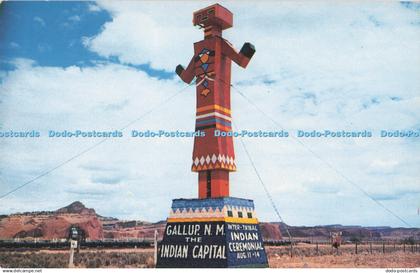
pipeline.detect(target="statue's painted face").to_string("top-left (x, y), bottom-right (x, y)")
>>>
top-left (192, 4), bottom-right (233, 30)
top-left (194, 7), bottom-right (216, 28)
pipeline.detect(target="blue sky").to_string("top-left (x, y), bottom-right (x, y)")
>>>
top-left (0, 1), bottom-right (111, 68)
top-left (0, 1), bottom-right (419, 228)
top-left (0, 1), bottom-right (171, 78)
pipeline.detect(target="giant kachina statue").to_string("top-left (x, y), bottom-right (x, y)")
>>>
top-left (157, 4), bottom-right (268, 268)
top-left (176, 3), bottom-right (255, 199)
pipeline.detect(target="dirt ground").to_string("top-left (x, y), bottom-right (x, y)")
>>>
top-left (266, 245), bottom-right (420, 268)
top-left (1, 244), bottom-right (419, 268)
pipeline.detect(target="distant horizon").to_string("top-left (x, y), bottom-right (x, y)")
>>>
top-left (2, 200), bottom-right (418, 230)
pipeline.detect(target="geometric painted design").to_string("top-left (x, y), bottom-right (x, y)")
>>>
top-left (201, 63), bottom-right (209, 71)
top-left (196, 111), bottom-right (231, 121)
top-left (195, 102), bottom-right (232, 130)
top-left (192, 154), bottom-right (236, 172)
top-left (168, 197), bottom-right (257, 223)
top-left (200, 88), bottom-right (211, 97)
top-left (195, 48), bottom-right (214, 97)
top-left (157, 197), bottom-right (268, 268)
top-left (196, 104), bottom-right (231, 115)
top-left (195, 117), bottom-right (232, 129)
top-left (200, 80), bottom-right (210, 96)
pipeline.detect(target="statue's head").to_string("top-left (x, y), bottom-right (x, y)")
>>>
top-left (193, 4), bottom-right (233, 30)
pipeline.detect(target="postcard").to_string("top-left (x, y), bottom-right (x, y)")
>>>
top-left (0, 1), bottom-right (419, 271)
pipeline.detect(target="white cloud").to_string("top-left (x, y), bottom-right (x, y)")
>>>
top-left (84, 1), bottom-right (211, 71)
top-left (0, 59), bottom-right (196, 221)
top-left (9, 42), bottom-right (19, 49)
top-left (88, 3), bottom-right (102, 13)
top-left (33, 16), bottom-right (46, 27)
top-left (68, 15), bottom-right (81, 23)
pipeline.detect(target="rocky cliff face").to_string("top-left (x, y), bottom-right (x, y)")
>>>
top-left (260, 223), bottom-right (282, 241)
top-left (1, 202), bottom-right (418, 242)
top-left (0, 202), bottom-right (103, 240)
top-left (102, 221), bottom-right (166, 240)
top-left (102, 222), bottom-right (283, 241)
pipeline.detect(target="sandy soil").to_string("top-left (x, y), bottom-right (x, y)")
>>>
top-left (268, 252), bottom-right (420, 268)
top-left (1, 245), bottom-right (419, 268)
top-left (37, 248), bottom-right (154, 254)
top-left (267, 245), bottom-right (420, 268)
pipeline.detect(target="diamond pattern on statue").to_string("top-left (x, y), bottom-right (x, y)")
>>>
top-left (192, 154), bottom-right (236, 169)
top-left (211, 154), bottom-right (217, 164)
top-left (201, 88), bottom-right (210, 97)
top-left (201, 63), bottom-right (209, 71)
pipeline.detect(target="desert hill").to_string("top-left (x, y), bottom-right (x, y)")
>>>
top-left (0, 201), bottom-right (103, 240)
top-left (0, 202), bottom-right (418, 242)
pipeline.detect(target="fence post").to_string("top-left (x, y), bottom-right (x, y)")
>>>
top-left (355, 242), bottom-right (358, 254)
top-left (316, 242), bottom-right (319, 256)
top-left (382, 242), bottom-right (385, 254)
top-left (403, 243), bottom-right (405, 253)
top-left (369, 241), bottom-right (372, 254)
top-left (68, 239), bottom-right (77, 268)
top-left (290, 242), bottom-right (293, 258)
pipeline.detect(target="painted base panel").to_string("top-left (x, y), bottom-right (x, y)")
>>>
top-left (156, 197), bottom-right (268, 268)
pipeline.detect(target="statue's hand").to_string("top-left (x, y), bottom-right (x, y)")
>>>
top-left (176, 65), bottom-right (184, 77)
top-left (240, 42), bottom-right (256, 59)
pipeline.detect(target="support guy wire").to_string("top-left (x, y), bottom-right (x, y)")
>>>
top-left (230, 82), bottom-right (412, 228)
top-left (0, 83), bottom-right (193, 200)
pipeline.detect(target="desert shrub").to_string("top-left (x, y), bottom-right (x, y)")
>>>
top-left (95, 257), bottom-right (102, 268)
top-left (111, 252), bottom-right (119, 259)
top-left (402, 237), bottom-right (415, 245)
top-left (110, 257), bottom-right (118, 266)
top-left (128, 254), bottom-right (139, 265)
top-left (0, 250), bottom-right (156, 268)
top-left (87, 252), bottom-right (96, 260)
top-left (349, 236), bottom-right (362, 243)
top-left (87, 259), bottom-right (96, 268)
top-left (146, 256), bottom-right (155, 268)
top-left (48, 256), bottom-right (66, 268)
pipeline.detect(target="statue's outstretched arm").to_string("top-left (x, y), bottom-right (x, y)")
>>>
top-left (222, 39), bottom-right (255, 68)
top-left (175, 56), bottom-right (195, 84)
